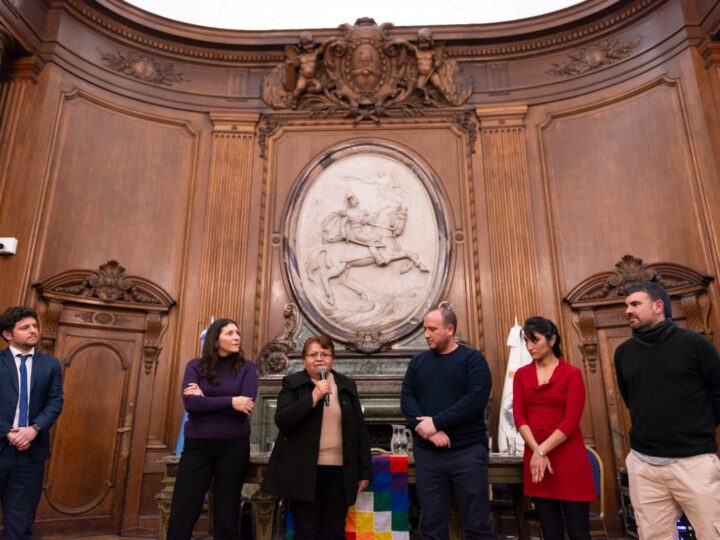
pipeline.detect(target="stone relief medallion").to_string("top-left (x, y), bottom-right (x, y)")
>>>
top-left (284, 141), bottom-right (451, 352)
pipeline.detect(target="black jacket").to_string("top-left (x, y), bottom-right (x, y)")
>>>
top-left (262, 369), bottom-right (372, 504)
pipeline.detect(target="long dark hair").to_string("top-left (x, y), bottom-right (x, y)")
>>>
top-left (197, 318), bottom-right (245, 385)
top-left (521, 316), bottom-right (563, 358)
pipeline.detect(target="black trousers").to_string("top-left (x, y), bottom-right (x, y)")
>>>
top-left (167, 436), bottom-right (250, 540)
top-left (291, 465), bottom-right (348, 540)
top-left (532, 497), bottom-right (591, 540)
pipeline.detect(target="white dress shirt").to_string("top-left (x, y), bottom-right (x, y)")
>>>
top-left (9, 346), bottom-right (34, 428)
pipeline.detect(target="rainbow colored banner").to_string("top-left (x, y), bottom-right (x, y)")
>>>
top-left (345, 454), bottom-right (409, 539)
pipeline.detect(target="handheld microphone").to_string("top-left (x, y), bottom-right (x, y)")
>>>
top-left (319, 366), bottom-right (330, 407)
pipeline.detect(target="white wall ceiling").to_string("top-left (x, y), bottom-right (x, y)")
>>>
top-left (123, 0), bottom-right (587, 30)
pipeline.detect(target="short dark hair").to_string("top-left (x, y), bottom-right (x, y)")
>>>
top-left (431, 302), bottom-right (457, 336)
top-left (302, 335), bottom-right (335, 357)
top-left (521, 316), bottom-right (563, 358)
top-left (0, 306), bottom-right (38, 342)
top-left (624, 282), bottom-right (672, 319)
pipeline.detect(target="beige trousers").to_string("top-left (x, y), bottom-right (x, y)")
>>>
top-left (626, 451), bottom-right (720, 540)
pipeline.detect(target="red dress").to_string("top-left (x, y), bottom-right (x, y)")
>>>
top-left (512, 358), bottom-right (596, 501)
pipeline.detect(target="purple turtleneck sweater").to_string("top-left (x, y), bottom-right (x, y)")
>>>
top-left (181, 357), bottom-right (258, 439)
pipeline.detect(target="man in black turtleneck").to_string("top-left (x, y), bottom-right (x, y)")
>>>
top-left (614, 282), bottom-right (720, 539)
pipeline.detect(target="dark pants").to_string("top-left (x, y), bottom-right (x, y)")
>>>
top-left (0, 445), bottom-right (45, 540)
top-left (532, 497), bottom-right (590, 540)
top-left (167, 436), bottom-right (250, 540)
top-left (414, 442), bottom-right (494, 540)
top-left (291, 465), bottom-right (348, 540)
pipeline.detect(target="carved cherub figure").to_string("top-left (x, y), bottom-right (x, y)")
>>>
top-left (402, 28), bottom-right (467, 105)
top-left (284, 31), bottom-right (327, 105)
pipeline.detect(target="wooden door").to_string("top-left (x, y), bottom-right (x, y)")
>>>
top-left (35, 310), bottom-right (145, 535)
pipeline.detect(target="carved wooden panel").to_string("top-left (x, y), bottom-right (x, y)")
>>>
top-left (539, 78), bottom-right (714, 293)
top-left (34, 90), bottom-right (198, 294)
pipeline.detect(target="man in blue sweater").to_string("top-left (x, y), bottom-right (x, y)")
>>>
top-left (614, 282), bottom-right (720, 539)
top-left (401, 307), bottom-right (493, 539)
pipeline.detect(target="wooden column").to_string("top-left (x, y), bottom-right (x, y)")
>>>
top-left (0, 53), bottom-right (41, 202)
top-left (476, 104), bottom-right (541, 356)
top-left (196, 111), bottom-right (259, 329)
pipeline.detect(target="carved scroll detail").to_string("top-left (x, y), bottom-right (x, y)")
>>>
top-left (681, 294), bottom-right (713, 341)
top-left (38, 300), bottom-right (64, 355)
top-left (573, 309), bottom-right (599, 373)
top-left (143, 311), bottom-right (166, 375)
top-left (256, 304), bottom-right (299, 376)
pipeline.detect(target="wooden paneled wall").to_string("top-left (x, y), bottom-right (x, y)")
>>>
top-left (1, 0), bottom-right (720, 536)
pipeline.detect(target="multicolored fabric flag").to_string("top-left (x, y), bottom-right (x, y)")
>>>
top-left (346, 454), bottom-right (410, 540)
top-left (285, 455), bottom-right (410, 539)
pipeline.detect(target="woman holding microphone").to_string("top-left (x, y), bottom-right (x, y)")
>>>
top-left (262, 335), bottom-right (372, 539)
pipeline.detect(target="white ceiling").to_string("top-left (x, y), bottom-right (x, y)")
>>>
top-left (123, 0), bottom-right (587, 30)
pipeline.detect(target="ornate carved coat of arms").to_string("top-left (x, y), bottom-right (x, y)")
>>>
top-left (262, 18), bottom-right (472, 121)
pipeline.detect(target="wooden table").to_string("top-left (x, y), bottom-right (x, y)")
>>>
top-left (157, 452), bottom-right (525, 540)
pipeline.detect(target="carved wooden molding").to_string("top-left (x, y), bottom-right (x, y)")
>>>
top-left (565, 254), bottom-right (714, 306)
top-left (546, 36), bottom-right (642, 76)
top-left (35, 260), bottom-right (174, 306)
top-left (68, 0), bottom-right (658, 63)
top-left (256, 303), bottom-right (299, 376)
top-left (565, 254), bottom-right (715, 370)
top-left (33, 261), bottom-right (175, 373)
top-left (261, 20), bottom-right (472, 122)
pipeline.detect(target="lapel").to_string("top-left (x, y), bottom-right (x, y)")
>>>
top-left (29, 351), bottom-right (45, 397)
top-left (1, 348), bottom-right (19, 399)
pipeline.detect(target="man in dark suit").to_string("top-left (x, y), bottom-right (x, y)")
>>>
top-left (0, 306), bottom-right (63, 540)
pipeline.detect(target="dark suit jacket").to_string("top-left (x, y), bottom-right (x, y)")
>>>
top-left (0, 347), bottom-right (64, 463)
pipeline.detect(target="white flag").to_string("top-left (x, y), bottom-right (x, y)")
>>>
top-left (497, 321), bottom-right (532, 453)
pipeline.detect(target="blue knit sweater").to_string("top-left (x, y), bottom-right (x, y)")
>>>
top-left (401, 345), bottom-right (492, 450)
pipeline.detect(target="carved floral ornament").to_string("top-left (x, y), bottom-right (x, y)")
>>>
top-left (100, 50), bottom-right (188, 86)
top-left (262, 18), bottom-right (472, 122)
top-left (546, 36), bottom-right (641, 77)
top-left (33, 261), bottom-right (175, 375)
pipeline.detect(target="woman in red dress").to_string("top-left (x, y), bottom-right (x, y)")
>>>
top-left (513, 317), bottom-right (596, 540)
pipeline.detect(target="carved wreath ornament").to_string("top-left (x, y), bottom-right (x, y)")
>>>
top-left (262, 18), bottom-right (472, 121)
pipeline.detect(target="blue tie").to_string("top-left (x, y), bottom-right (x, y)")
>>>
top-left (19, 354), bottom-right (28, 427)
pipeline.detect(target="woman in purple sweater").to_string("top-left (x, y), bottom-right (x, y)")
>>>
top-left (167, 318), bottom-right (259, 540)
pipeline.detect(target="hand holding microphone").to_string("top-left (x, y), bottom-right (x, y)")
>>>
top-left (318, 366), bottom-right (330, 407)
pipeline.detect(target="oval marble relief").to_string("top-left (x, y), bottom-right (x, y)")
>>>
top-left (284, 141), bottom-right (451, 352)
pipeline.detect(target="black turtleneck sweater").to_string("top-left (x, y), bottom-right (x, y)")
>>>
top-left (614, 321), bottom-right (720, 457)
